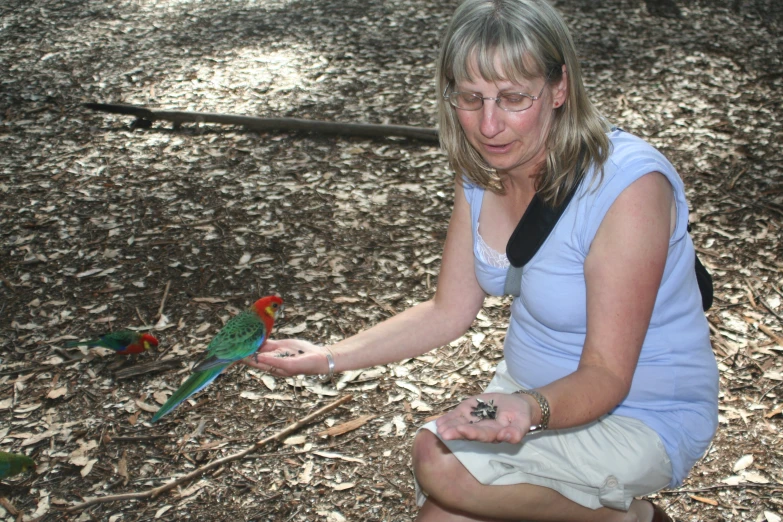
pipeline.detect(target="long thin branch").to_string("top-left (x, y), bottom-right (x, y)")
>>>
top-left (113, 358), bottom-right (181, 380)
top-left (84, 103), bottom-right (440, 143)
top-left (61, 394), bottom-right (353, 513)
top-left (157, 280), bottom-right (171, 320)
top-left (659, 483), bottom-right (783, 494)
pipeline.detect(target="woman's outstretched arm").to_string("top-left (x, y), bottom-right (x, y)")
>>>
top-left (243, 180), bottom-right (487, 376)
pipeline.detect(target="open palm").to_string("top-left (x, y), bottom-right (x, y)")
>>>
top-left (435, 393), bottom-right (536, 444)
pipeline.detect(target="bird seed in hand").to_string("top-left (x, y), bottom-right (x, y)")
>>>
top-left (470, 398), bottom-right (497, 423)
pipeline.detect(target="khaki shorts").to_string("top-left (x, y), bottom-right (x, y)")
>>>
top-left (415, 361), bottom-right (672, 511)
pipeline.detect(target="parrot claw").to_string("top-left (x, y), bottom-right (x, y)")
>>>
top-left (253, 352), bottom-right (260, 364)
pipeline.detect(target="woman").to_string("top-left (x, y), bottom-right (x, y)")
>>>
top-left (244, 1), bottom-right (719, 520)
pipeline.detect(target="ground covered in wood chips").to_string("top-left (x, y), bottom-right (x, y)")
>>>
top-left (1, 0), bottom-right (782, 520)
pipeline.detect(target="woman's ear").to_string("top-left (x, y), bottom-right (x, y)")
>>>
top-left (552, 64), bottom-right (568, 108)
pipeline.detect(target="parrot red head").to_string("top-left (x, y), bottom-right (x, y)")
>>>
top-left (141, 333), bottom-right (159, 351)
top-left (252, 295), bottom-right (284, 330)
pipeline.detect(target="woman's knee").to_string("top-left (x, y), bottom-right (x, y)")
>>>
top-left (412, 430), bottom-right (476, 508)
top-left (412, 430), bottom-right (451, 476)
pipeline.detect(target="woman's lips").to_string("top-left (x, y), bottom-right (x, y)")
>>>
top-left (481, 142), bottom-right (512, 154)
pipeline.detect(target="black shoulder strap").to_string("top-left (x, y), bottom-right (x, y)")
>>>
top-left (506, 177), bottom-right (583, 269)
top-left (502, 138), bottom-right (713, 311)
top-left (688, 224), bottom-right (714, 311)
top-left (503, 180), bottom-right (582, 296)
top-left (503, 156), bottom-right (584, 297)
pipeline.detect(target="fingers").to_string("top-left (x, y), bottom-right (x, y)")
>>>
top-left (240, 354), bottom-right (287, 375)
top-left (439, 422), bottom-right (499, 442)
top-left (255, 361), bottom-right (290, 377)
top-left (257, 339), bottom-right (284, 353)
top-left (265, 364), bottom-right (284, 376)
top-left (435, 395), bottom-right (531, 443)
top-left (260, 338), bottom-right (319, 354)
top-left (436, 409), bottom-right (493, 442)
top-left (243, 342), bottom-right (327, 377)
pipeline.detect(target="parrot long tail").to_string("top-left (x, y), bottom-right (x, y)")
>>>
top-left (63, 340), bottom-right (98, 348)
top-left (151, 365), bottom-right (227, 423)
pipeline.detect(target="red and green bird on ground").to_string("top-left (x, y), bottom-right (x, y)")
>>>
top-left (64, 329), bottom-right (159, 355)
top-left (0, 451), bottom-right (35, 480)
top-left (151, 295), bottom-right (283, 423)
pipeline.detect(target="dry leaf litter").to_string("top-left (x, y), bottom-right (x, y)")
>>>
top-left (0, 0), bottom-right (782, 520)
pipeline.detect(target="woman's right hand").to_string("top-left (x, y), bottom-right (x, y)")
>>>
top-left (242, 339), bottom-right (330, 377)
top-left (435, 392), bottom-right (536, 444)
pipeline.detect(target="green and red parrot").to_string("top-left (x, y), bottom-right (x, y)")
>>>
top-left (151, 295), bottom-right (283, 423)
top-left (0, 452), bottom-right (35, 480)
top-left (64, 329), bottom-right (159, 355)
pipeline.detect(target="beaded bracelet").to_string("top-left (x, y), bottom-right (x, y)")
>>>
top-left (514, 389), bottom-right (550, 432)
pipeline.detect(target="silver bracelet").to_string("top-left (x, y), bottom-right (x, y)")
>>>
top-left (324, 347), bottom-right (335, 381)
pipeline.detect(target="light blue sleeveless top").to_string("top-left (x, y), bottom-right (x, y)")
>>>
top-left (465, 129), bottom-right (719, 487)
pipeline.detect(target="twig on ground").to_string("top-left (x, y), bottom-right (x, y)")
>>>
top-left (0, 497), bottom-right (19, 516)
top-left (60, 394), bottom-right (353, 513)
top-left (370, 296), bottom-right (397, 316)
top-left (744, 280), bottom-right (758, 309)
top-left (0, 276), bottom-right (17, 294)
top-left (757, 323), bottom-right (783, 346)
top-left (760, 298), bottom-right (783, 324)
top-left (114, 359), bottom-right (181, 380)
top-left (157, 280), bottom-right (171, 320)
top-left (0, 365), bottom-right (48, 377)
top-left (759, 382), bottom-right (782, 403)
top-left (661, 483), bottom-right (783, 494)
top-left (177, 419), bottom-right (207, 454)
top-left (135, 306), bottom-right (149, 328)
top-left (52, 348), bottom-right (84, 362)
top-left (107, 435), bottom-right (171, 443)
top-left (707, 321), bottom-right (733, 357)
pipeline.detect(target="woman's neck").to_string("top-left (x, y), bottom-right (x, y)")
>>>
top-left (501, 168), bottom-right (539, 198)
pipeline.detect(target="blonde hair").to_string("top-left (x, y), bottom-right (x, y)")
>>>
top-left (437, 0), bottom-right (610, 206)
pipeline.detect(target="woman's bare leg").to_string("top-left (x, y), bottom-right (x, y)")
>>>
top-left (413, 430), bottom-right (655, 522)
top-left (416, 497), bottom-right (508, 522)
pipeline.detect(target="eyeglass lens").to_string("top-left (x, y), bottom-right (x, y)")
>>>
top-left (448, 92), bottom-right (534, 112)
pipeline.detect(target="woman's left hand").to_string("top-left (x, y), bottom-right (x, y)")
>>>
top-left (435, 393), bottom-right (535, 444)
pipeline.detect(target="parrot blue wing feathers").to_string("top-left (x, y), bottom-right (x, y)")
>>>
top-left (193, 356), bottom-right (234, 372)
top-left (150, 366), bottom-right (226, 423)
top-left (150, 306), bottom-right (273, 423)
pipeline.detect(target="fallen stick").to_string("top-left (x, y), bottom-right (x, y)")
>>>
top-left (658, 482), bottom-right (783, 494)
top-left (60, 394), bottom-right (353, 513)
top-left (84, 103), bottom-right (440, 143)
top-left (758, 323), bottom-right (783, 346)
top-left (157, 280), bottom-right (171, 320)
top-left (134, 306), bottom-right (148, 327)
top-left (113, 358), bottom-right (181, 380)
top-left (107, 435), bottom-right (171, 443)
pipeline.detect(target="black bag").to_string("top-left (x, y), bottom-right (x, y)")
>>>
top-left (503, 168), bottom-right (713, 312)
top-left (690, 225), bottom-right (714, 311)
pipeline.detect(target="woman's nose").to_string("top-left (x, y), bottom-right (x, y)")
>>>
top-left (479, 100), bottom-right (503, 138)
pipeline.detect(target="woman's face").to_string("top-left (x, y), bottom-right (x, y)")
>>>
top-left (453, 58), bottom-right (565, 180)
